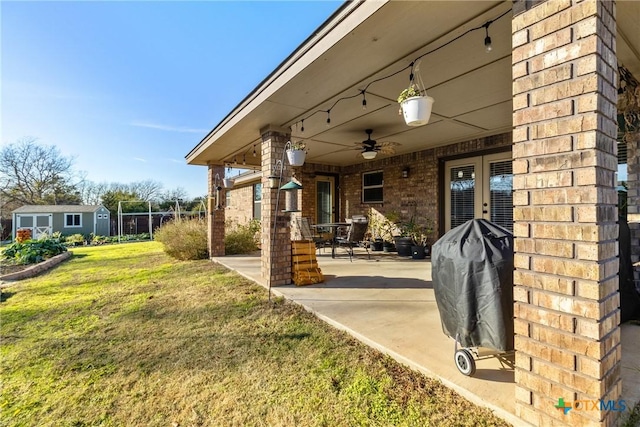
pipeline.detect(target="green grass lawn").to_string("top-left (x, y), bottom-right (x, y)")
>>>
top-left (1, 241), bottom-right (511, 426)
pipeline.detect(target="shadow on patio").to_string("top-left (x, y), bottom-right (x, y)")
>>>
top-left (213, 249), bottom-right (640, 426)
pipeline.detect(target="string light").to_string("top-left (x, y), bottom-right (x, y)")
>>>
top-left (252, 144), bottom-right (257, 157)
top-left (361, 91), bottom-right (367, 110)
top-left (242, 154), bottom-right (246, 165)
top-left (283, 8), bottom-right (510, 137)
top-left (483, 22), bottom-right (493, 53)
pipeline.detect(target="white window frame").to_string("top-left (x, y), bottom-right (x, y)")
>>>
top-left (253, 183), bottom-right (262, 220)
top-left (65, 213), bottom-right (82, 228)
top-left (362, 170), bottom-right (384, 203)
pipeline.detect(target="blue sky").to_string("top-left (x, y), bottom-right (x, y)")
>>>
top-left (1, 1), bottom-right (342, 199)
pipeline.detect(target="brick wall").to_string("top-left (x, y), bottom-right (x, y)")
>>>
top-left (226, 181), bottom-right (259, 225)
top-left (512, 1), bottom-right (621, 425)
top-left (340, 133), bottom-right (512, 238)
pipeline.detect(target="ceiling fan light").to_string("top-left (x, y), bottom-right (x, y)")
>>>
top-left (362, 150), bottom-right (377, 160)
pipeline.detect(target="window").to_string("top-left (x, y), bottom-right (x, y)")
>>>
top-left (65, 213), bottom-right (82, 228)
top-left (253, 183), bottom-right (262, 219)
top-left (362, 171), bottom-right (383, 203)
top-left (225, 190), bottom-right (231, 208)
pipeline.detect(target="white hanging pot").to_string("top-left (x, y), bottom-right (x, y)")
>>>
top-left (401, 95), bottom-right (434, 126)
top-left (286, 149), bottom-right (306, 167)
top-left (223, 178), bottom-right (235, 189)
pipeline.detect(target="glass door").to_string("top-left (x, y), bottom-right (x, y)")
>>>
top-left (316, 176), bottom-right (335, 225)
top-left (483, 153), bottom-right (513, 232)
top-left (445, 157), bottom-right (482, 231)
top-left (445, 152), bottom-right (512, 232)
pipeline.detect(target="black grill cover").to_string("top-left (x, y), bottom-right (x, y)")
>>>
top-left (431, 219), bottom-right (514, 351)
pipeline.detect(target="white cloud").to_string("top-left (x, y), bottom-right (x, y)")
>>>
top-left (130, 121), bottom-right (208, 134)
top-left (134, 157), bottom-right (147, 162)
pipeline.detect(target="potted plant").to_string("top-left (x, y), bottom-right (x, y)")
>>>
top-left (397, 84), bottom-right (434, 127)
top-left (386, 211), bottom-right (434, 258)
top-left (374, 211), bottom-right (397, 252)
top-left (286, 140), bottom-right (307, 167)
top-left (223, 177), bottom-right (235, 188)
top-left (408, 218), bottom-right (434, 260)
top-left (381, 211), bottom-right (413, 256)
top-left (366, 208), bottom-right (384, 251)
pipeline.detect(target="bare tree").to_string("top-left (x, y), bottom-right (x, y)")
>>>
top-left (77, 180), bottom-right (110, 205)
top-left (129, 180), bottom-right (164, 201)
top-left (0, 137), bottom-right (80, 216)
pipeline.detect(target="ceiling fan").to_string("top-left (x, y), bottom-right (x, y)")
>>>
top-left (353, 129), bottom-right (399, 160)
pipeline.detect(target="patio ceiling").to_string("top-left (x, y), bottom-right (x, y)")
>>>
top-left (186, 0), bottom-right (640, 170)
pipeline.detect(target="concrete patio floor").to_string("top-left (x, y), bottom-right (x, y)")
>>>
top-left (212, 248), bottom-right (640, 427)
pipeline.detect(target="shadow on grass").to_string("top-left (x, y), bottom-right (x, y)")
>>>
top-left (1, 290), bottom-right (15, 303)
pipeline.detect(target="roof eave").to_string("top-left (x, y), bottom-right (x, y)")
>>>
top-left (185, 0), bottom-right (386, 166)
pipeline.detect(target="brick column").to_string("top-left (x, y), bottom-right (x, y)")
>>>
top-left (260, 127), bottom-right (292, 287)
top-left (208, 164), bottom-right (226, 257)
top-left (512, 1), bottom-right (621, 426)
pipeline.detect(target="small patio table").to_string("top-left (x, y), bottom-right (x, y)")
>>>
top-left (312, 222), bottom-right (351, 258)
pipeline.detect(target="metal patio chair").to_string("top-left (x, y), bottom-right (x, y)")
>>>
top-left (296, 217), bottom-right (328, 250)
top-left (335, 218), bottom-right (370, 262)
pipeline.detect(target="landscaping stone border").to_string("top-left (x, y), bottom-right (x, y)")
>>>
top-left (0, 251), bottom-right (73, 282)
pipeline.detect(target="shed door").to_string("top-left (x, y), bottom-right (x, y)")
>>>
top-left (31, 215), bottom-right (52, 238)
top-left (96, 214), bottom-right (109, 236)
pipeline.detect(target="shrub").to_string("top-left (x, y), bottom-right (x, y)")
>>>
top-left (225, 219), bottom-right (260, 255)
top-left (91, 234), bottom-right (107, 245)
top-left (64, 234), bottom-right (86, 246)
top-left (2, 234), bottom-right (67, 265)
top-left (16, 229), bottom-right (32, 243)
top-left (154, 219), bottom-right (208, 260)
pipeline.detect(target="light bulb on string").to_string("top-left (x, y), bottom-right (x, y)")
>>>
top-left (242, 154), bottom-right (246, 165)
top-left (484, 23), bottom-right (493, 53)
top-left (326, 111), bottom-right (331, 127)
top-left (252, 144), bottom-right (256, 157)
top-left (361, 91), bottom-right (367, 110)
top-left (300, 119), bottom-right (305, 133)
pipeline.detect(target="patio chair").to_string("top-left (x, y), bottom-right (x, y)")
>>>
top-left (335, 218), bottom-right (370, 262)
top-left (296, 217), bottom-right (328, 250)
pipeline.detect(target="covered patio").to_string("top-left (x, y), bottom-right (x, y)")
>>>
top-left (212, 250), bottom-right (640, 426)
top-left (187, 1), bottom-right (640, 425)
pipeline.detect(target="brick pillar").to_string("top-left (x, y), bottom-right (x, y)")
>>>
top-left (627, 132), bottom-right (640, 269)
top-left (512, 1), bottom-right (621, 426)
top-left (260, 127), bottom-right (292, 287)
top-left (208, 164), bottom-right (226, 257)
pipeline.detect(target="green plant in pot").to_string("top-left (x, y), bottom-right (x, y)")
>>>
top-left (386, 211), bottom-right (435, 258)
top-left (286, 140), bottom-right (307, 166)
top-left (407, 218), bottom-right (434, 259)
top-left (397, 83), bottom-right (434, 127)
top-left (366, 208), bottom-right (385, 251)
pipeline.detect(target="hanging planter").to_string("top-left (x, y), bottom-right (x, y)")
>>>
top-left (401, 96), bottom-right (434, 126)
top-left (286, 140), bottom-right (306, 167)
top-left (398, 85), bottom-right (434, 127)
top-left (223, 178), bottom-right (235, 189)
